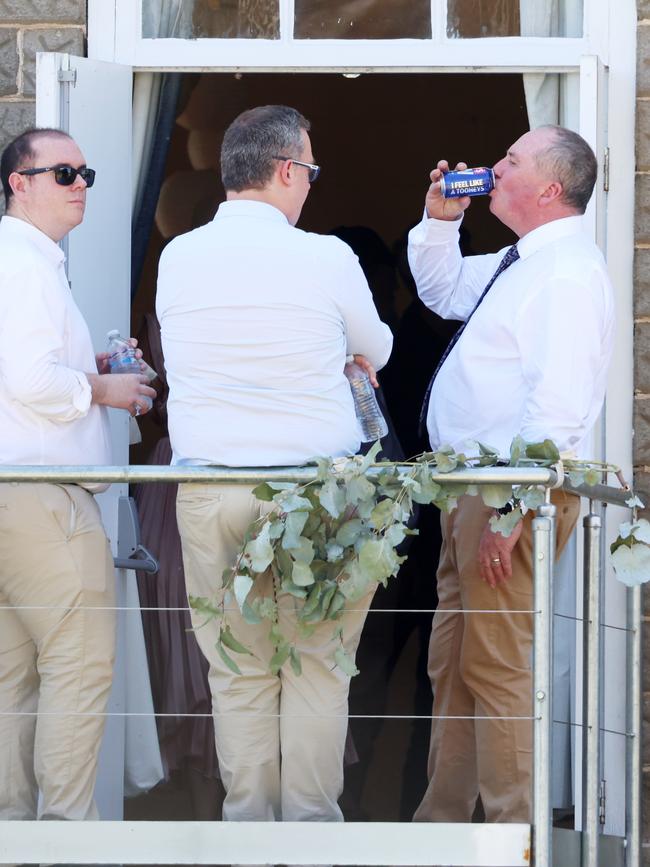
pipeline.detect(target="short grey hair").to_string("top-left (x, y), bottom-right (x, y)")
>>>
top-left (534, 125), bottom-right (597, 213)
top-left (220, 105), bottom-right (310, 193)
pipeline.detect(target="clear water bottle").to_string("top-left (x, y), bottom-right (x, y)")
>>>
top-left (106, 329), bottom-right (153, 409)
top-left (344, 355), bottom-right (388, 442)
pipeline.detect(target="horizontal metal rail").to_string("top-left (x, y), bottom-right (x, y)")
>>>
top-left (0, 465), bottom-right (631, 508)
top-left (564, 479), bottom-right (632, 507)
top-left (0, 463), bottom-right (559, 486)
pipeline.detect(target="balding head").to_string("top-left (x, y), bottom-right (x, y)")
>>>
top-left (533, 125), bottom-right (597, 213)
top-left (490, 126), bottom-right (598, 237)
top-left (1, 128), bottom-right (73, 204)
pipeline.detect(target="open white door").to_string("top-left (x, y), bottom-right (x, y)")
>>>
top-left (35, 52), bottom-right (163, 819)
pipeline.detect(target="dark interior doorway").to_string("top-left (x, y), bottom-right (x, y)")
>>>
top-left (127, 71), bottom-right (529, 824)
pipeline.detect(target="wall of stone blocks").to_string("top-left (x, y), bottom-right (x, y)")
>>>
top-left (0, 0), bottom-right (86, 212)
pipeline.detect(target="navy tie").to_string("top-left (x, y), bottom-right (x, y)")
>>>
top-left (418, 243), bottom-right (520, 439)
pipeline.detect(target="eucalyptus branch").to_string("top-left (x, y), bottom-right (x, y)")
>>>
top-left (190, 436), bottom-right (641, 675)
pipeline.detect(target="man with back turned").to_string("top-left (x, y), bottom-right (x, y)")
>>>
top-left (157, 105), bottom-right (392, 826)
top-left (409, 125), bottom-right (615, 823)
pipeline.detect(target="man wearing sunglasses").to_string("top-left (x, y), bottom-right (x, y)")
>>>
top-left (0, 128), bottom-right (155, 825)
top-left (157, 105), bottom-right (392, 831)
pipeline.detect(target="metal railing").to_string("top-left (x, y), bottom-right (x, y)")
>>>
top-left (0, 464), bottom-right (641, 867)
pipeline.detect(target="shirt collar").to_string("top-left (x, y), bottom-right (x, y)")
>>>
top-left (213, 199), bottom-right (290, 225)
top-left (0, 215), bottom-right (66, 267)
top-left (517, 215), bottom-right (585, 260)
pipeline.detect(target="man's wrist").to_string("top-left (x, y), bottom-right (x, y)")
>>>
top-left (86, 372), bottom-right (107, 405)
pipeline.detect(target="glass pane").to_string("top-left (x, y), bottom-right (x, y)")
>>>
top-left (142, 0), bottom-right (279, 39)
top-left (294, 0), bottom-right (431, 39)
top-left (447, 0), bottom-right (583, 38)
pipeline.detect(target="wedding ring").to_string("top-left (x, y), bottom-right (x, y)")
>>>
top-left (134, 404), bottom-right (141, 417)
top-left (491, 557), bottom-right (501, 563)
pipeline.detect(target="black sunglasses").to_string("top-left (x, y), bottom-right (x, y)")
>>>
top-left (17, 164), bottom-right (96, 188)
top-left (272, 155), bottom-right (320, 183)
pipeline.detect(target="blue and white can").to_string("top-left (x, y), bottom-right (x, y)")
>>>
top-left (439, 167), bottom-right (495, 199)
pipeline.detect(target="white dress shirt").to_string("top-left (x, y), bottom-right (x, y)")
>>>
top-left (0, 216), bottom-right (111, 467)
top-left (408, 214), bottom-right (615, 458)
top-left (157, 200), bottom-right (393, 466)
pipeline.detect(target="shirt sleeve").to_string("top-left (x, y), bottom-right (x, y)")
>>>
top-left (408, 213), bottom-right (504, 321)
top-left (329, 240), bottom-right (393, 372)
top-left (0, 264), bottom-right (92, 422)
top-left (515, 268), bottom-right (610, 452)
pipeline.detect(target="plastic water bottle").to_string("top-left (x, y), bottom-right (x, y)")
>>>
top-left (106, 329), bottom-right (153, 409)
top-left (344, 355), bottom-right (388, 442)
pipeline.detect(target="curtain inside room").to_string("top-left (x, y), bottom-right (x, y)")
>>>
top-left (519, 0), bottom-right (582, 128)
top-left (142, 0), bottom-right (194, 38)
top-left (143, 0), bottom-right (280, 39)
top-left (123, 2), bottom-right (188, 799)
top-left (132, 72), bottom-right (182, 297)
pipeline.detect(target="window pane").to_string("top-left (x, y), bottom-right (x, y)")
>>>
top-left (142, 0), bottom-right (279, 39)
top-left (447, 0), bottom-right (583, 38)
top-left (294, 0), bottom-right (431, 39)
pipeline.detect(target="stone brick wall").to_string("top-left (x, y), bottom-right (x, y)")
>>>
top-left (0, 0), bottom-right (86, 211)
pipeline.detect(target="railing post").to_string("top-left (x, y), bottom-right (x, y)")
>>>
top-left (581, 507), bottom-right (602, 867)
top-left (626, 583), bottom-right (642, 867)
top-left (533, 500), bottom-right (556, 867)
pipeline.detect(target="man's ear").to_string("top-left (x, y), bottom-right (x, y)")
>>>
top-left (539, 180), bottom-right (563, 208)
top-left (276, 158), bottom-right (293, 188)
top-left (8, 170), bottom-right (28, 200)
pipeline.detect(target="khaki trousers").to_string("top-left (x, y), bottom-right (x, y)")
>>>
top-left (413, 490), bottom-right (580, 824)
top-left (177, 483), bottom-right (376, 823)
top-left (0, 483), bottom-right (116, 821)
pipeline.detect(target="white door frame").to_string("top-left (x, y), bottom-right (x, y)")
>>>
top-left (73, 0), bottom-right (637, 851)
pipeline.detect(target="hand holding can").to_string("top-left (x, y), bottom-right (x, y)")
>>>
top-left (425, 160), bottom-right (473, 222)
top-left (440, 166), bottom-right (495, 199)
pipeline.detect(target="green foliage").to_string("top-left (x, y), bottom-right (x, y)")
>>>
top-left (190, 437), bottom-right (632, 676)
top-left (525, 439), bottom-right (560, 463)
top-left (481, 484), bottom-right (515, 509)
top-left (243, 522), bottom-right (274, 572)
top-left (489, 507), bottom-right (524, 538)
top-left (334, 645), bottom-right (360, 677)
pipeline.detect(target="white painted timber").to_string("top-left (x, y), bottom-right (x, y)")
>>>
top-left (0, 820), bottom-right (532, 866)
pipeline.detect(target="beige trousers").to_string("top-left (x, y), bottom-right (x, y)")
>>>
top-left (413, 490), bottom-right (580, 824)
top-left (177, 483), bottom-right (376, 823)
top-left (0, 483), bottom-right (116, 821)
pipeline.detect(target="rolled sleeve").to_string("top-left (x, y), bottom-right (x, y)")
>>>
top-left (0, 265), bottom-right (93, 422)
top-left (408, 213), bottom-right (503, 322)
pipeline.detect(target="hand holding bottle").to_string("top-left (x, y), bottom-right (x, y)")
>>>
top-left (344, 354), bottom-right (388, 442)
top-left (106, 330), bottom-right (155, 413)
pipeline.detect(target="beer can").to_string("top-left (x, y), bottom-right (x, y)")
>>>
top-left (439, 167), bottom-right (495, 199)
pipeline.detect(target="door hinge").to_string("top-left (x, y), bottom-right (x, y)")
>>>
top-left (58, 69), bottom-right (77, 85)
top-left (599, 779), bottom-right (606, 825)
top-left (603, 147), bottom-right (610, 192)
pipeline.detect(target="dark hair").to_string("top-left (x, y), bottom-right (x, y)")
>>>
top-left (220, 105), bottom-right (310, 192)
top-left (1, 127), bottom-right (72, 203)
top-left (535, 125), bottom-right (598, 213)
